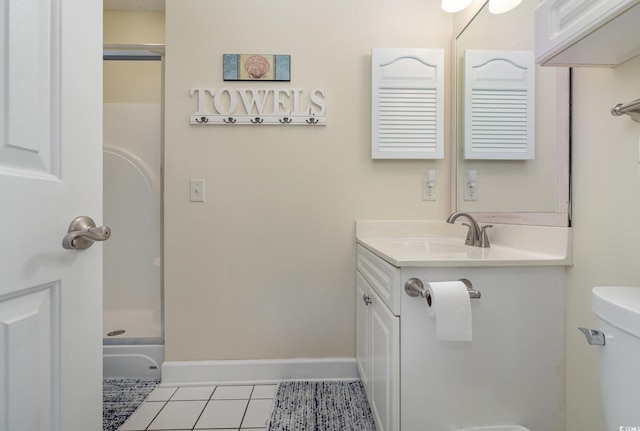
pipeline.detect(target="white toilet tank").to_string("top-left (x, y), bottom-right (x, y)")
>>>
top-left (592, 286), bottom-right (640, 429)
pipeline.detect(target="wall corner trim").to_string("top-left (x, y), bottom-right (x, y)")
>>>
top-left (161, 357), bottom-right (359, 385)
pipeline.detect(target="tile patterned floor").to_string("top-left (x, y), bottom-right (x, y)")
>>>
top-left (118, 384), bottom-right (277, 431)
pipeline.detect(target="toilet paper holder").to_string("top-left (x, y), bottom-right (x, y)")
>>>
top-left (404, 278), bottom-right (481, 306)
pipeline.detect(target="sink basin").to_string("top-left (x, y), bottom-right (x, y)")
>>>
top-left (359, 237), bottom-right (474, 264)
top-left (387, 239), bottom-right (471, 254)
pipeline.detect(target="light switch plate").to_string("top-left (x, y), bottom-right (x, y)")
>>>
top-left (189, 179), bottom-right (205, 202)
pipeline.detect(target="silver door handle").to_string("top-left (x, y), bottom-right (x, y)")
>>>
top-left (62, 216), bottom-right (111, 250)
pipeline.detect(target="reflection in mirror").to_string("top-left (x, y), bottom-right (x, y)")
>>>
top-left (453, 0), bottom-right (570, 226)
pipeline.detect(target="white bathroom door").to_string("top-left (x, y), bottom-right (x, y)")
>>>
top-left (0, 0), bottom-right (103, 430)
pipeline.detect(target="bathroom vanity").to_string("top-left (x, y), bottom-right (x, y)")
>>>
top-left (355, 221), bottom-right (572, 431)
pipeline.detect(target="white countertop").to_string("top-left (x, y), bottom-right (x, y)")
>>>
top-left (356, 220), bottom-right (572, 267)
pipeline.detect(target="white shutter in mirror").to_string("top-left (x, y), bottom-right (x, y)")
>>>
top-left (464, 50), bottom-right (535, 160)
top-left (371, 48), bottom-right (444, 159)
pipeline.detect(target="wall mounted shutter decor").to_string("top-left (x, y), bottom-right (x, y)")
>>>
top-left (464, 49), bottom-right (535, 160)
top-left (371, 48), bottom-right (444, 159)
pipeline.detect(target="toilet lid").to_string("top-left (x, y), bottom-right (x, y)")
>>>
top-left (592, 286), bottom-right (640, 338)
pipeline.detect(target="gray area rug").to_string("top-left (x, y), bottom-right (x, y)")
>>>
top-left (103, 377), bottom-right (160, 431)
top-left (266, 380), bottom-right (377, 431)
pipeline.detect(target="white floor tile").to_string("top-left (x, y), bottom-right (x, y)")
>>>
top-left (251, 384), bottom-right (277, 399)
top-left (195, 399), bottom-right (249, 429)
top-left (171, 385), bottom-right (216, 401)
top-left (118, 401), bottom-right (165, 430)
top-left (212, 385), bottom-right (254, 399)
top-left (146, 386), bottom-right (178, 401)
top-left (147, 400), bottom-right (207, 430)
top-left (241, 399), bottom-right (273, 428)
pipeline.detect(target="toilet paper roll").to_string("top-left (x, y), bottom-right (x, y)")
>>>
top-left (425, 281), bottom-right (472, 341)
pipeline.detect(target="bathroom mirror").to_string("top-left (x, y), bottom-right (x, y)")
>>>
top-left (453, 0), bottom-right (570, 226)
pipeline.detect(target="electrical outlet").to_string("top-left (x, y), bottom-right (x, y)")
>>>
top-left (464, 170), bottom-right (478, 201)
top-left (464, 180), bottom-right (477, 201)
top-left (189, 179), bottom-right (205, 202)
top-left (422, 180), bottom-right (436, 201)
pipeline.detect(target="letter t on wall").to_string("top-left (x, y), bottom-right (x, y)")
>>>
top-left (190, 87), bottom-right (214, 115)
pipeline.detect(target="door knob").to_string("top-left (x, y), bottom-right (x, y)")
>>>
top-left (62, 216), bottom-right (111, 250)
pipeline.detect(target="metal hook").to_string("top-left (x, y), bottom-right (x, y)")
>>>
top-left (223, 117), bottom-right (236, 124)
top-left (279, 117), bottom-right (292, 124)
top-left (250, 117), bottom-right (264, 124)
top-left (306, 117), bottom-right (319, 125)
top-left (195, 116), bottom-right (209, 124)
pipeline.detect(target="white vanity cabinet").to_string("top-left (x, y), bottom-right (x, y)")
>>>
top-left (355, 230), bottom-right (569, 430)
top-left (535, 0), bottom-right (640, 66)
top-left (356, 246), bottom-right (400, 431)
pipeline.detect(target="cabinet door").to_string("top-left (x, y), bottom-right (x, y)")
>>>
top-left (369, 287), bottom-right (400, 431)
top-left (534, 0), bottom-right (640, 66)
top-left (371, 48), bottom-right (444, 159)
top-left (356, 272), bottom-right (371, 387)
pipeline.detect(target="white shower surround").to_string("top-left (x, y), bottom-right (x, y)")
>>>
top-left (103, 103), bottom-right (162, 341)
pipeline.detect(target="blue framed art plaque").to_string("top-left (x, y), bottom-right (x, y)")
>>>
top-left (223, 54), bottom-right (291, 81)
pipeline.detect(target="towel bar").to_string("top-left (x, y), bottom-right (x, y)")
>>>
top-left (611, 98), bottom-right (640, 123)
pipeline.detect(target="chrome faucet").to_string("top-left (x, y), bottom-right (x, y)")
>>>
top-left (446, 212), bottom-right (492, 248)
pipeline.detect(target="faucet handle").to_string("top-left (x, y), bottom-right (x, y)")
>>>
top-left (461, 222), bottom-right (475, 246)
top-left (479, 224), bottom-right (493, 248)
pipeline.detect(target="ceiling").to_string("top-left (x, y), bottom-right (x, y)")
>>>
top-left (103, 0), bottom-right (165, 10)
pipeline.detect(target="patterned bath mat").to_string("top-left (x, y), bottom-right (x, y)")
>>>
top-left (103, 377), bottom-right (160, 431)
top-left (266, 380), bottom-right (377, 431)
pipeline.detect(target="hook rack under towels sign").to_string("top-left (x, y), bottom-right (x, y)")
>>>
top-left (405, 278), bottom-right (480, 341)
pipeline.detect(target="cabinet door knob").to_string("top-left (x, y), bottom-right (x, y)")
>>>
top-left (363, 294), bottom-right (372, 306)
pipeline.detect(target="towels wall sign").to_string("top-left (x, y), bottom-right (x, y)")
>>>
top-left (189, 87), bottom-right (326, 126)
top-left (190, 54), bottom-right (326, 126)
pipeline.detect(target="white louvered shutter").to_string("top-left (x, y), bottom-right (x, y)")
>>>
top-left (464, 50), bottom-right (535, 160)
top-left (371, 48), bottom-right (444, 159)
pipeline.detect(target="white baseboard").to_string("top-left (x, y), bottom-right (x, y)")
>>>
top-left (161, 357), bottom-right (359, 386)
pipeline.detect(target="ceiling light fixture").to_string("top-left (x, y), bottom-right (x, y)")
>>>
top-left (441, 0), bottom-right (473, 13)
